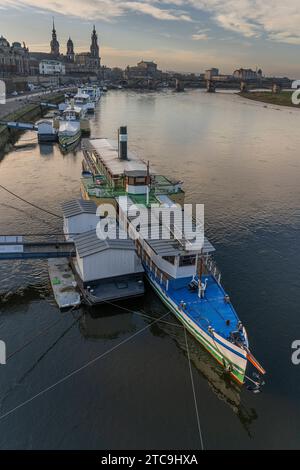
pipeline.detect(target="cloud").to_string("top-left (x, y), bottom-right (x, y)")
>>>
top-left (192, 33), bottom-right (209, 40)
top-left (173, 0), bottom-right (300, 44)
top-left (124, 2), bottom-right (192, 21)
top-left (1, 0), bottom-right (192, 22)
top-left (3, 0), bottom-right (300, 45)
top-left (192, 29), bottom-right (211, 40)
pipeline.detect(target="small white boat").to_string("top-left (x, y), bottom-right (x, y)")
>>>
top-left (58, 121), bottom-right (81, 149)
top-left (80, 85), bottom-right (101, 103)
top-left (74, 90), bottom-right (95, 114)
top-left (58, 104), bottom-right (82, 149)
top-left (48, 258), bottom-right (81, 309)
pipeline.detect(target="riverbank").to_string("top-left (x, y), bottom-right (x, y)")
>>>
top-left (0, 91), bottom-right (70, 155)
top-left (239, 90), bottom-right (299, 108)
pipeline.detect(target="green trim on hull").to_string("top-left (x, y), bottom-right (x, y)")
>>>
top-left (59, 130), bottom-right (81, 149)
top-left (148, 276), bottom-right (245, 385)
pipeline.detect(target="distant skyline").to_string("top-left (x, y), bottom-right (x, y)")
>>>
top-left (1, 0), bottom-right (300, 76)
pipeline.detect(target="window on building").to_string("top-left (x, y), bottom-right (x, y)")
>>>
top-left (163, 256), bottom-right (175, 265)
top-left (179, 255), bottom-right (196, 267)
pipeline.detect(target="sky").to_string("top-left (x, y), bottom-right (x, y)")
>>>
top-left (0, 0), bottom-right (300, 76)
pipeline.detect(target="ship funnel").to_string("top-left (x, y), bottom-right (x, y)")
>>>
top-left (118, 126), bottom-right (128, 160)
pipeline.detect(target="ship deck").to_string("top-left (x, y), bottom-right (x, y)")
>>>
top-left (167, 275), bottom-right (240, 339)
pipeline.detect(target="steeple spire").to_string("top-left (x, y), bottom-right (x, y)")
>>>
top-left (50, 17), bottom-right (60, 56)
top-left (90, 24), bottom-right (99, 60)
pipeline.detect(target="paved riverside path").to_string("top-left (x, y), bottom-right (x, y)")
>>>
top-left (0, 87), bottom-right (72, 120)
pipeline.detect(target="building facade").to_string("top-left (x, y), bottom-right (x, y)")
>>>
top-left (125, 61), bottom-right (161, 80)
top-left (39, 59), bottom-right (65, 75)
top-left (205, 68), bottom-right (219, 80)
top-left (233, 68), bottom-right (262, 80)
top-left (74, 25), bottom-right (101, 73)
top-left (0, 35), bottom-right (30, 77)
top-left (31, 22), bottom-right (101, 76)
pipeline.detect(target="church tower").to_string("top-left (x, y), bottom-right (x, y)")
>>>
top-left (50, 18), bottom-right (60, 57)
top-left (90, 25), bottom-right (100, 67)
top-left (66, 37), bottom-right (74, 62)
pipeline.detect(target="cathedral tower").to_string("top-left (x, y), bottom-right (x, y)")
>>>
top-left (50, 18), bottom-right (60, 57)
top-left (90, 25), bottom-right (100, 67)
top-left (66, 37), bottom-right (74, 62)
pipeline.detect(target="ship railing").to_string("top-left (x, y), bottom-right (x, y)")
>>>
top-left (204, 256), bottom-right (222, 285)
top-left (152, 185), bottom-right (180, 195)
top-left (145, 259), bottom-right (169, 291)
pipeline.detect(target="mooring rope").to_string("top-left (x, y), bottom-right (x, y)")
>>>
top-left (184, 327), bottom-right (204, 450)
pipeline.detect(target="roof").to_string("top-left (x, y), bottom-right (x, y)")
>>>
top-left (62, 199), bottom-right (97, 218)
top-left (146, 237), bottom-right (215, 256)
top-left (119, 196), bottom-right (215, 256)
top-left (125, 169), bottom-right (147, 177)
top-left (88, 138), bottom-right (147, 177)
top-left (30, 52), bottom-right (58, 61)
top-left (74, 230), bottom-right (135, 258)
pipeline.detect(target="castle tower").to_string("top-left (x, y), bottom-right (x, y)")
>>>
top-left (50, 18), bottom-right (60, 57)
top-left (66, 37), bottom-right (74, 62)
top-left (90, 25), bottom-right (100, 67)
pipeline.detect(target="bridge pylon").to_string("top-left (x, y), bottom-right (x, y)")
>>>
top-left (206, 80), bottom-right (216, 93)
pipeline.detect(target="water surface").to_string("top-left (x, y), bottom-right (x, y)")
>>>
top-left (0, 90), bottom-right (300, 449)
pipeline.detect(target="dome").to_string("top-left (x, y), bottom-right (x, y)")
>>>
top-left (0, 35), bottom-right (10, 48)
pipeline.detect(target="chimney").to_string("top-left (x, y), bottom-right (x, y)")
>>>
top-left (118, 126), bottom-right (127, 160)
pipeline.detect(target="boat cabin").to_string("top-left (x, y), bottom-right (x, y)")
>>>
top-left (73, 230), bottom-right (143, 284)
top-left (125, 169), bottom-right (149, 195)
top-left (63, 105), bottom-right (81, 121)
top-left (62, 199), bottom-right (99, 241)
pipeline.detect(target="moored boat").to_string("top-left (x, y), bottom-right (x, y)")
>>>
top-left (79, 127), bottom-right (265, 387)
top-left (57, 104), bottom-right (82, 149)
top-left (61, 199), bottom-right (145, 305)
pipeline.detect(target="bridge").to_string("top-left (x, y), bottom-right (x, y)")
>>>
top-left (0, 235), bottom-right (75, 260)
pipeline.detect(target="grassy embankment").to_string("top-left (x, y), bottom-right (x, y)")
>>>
top-left (0, 93), bottom-right (65, 154)
top-left (240, 91), bottom-right (300, 108)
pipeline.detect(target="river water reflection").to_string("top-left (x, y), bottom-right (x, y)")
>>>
top-left (0, 90), bottom-right (299, 449)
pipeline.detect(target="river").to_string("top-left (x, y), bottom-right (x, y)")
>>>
top-left (0, 89), bottom-right (299, 449)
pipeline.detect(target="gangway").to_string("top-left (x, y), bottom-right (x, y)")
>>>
top-left (0, 121), bottom-right (38, 131)
top-left (0, 235), bottom-right (75, 260)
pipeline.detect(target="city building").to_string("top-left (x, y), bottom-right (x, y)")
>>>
top-left (233, 68), bottom-right (262, 80)
top-left (125, 60), bottom-right (161, 80)
top-left (205, 68), bottom-right (219, 80)
top-left (30, 21), bottom-right (101, 77)
top-left (39, 59), bottom-right (65, 75)
top-left (74, 25), bottom-right (101, 73)
top-left (0, 35), bottom-right (30, 77)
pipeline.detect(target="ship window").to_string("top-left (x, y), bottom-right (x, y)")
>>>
top-left (135, 177), bottom-right (146, 185)
top-left (127, 176), bottom-right (146, 186)
top-left (163, 256), bottom-right (175, 265)
top-left (179, 255), bottom-right (196, 266)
